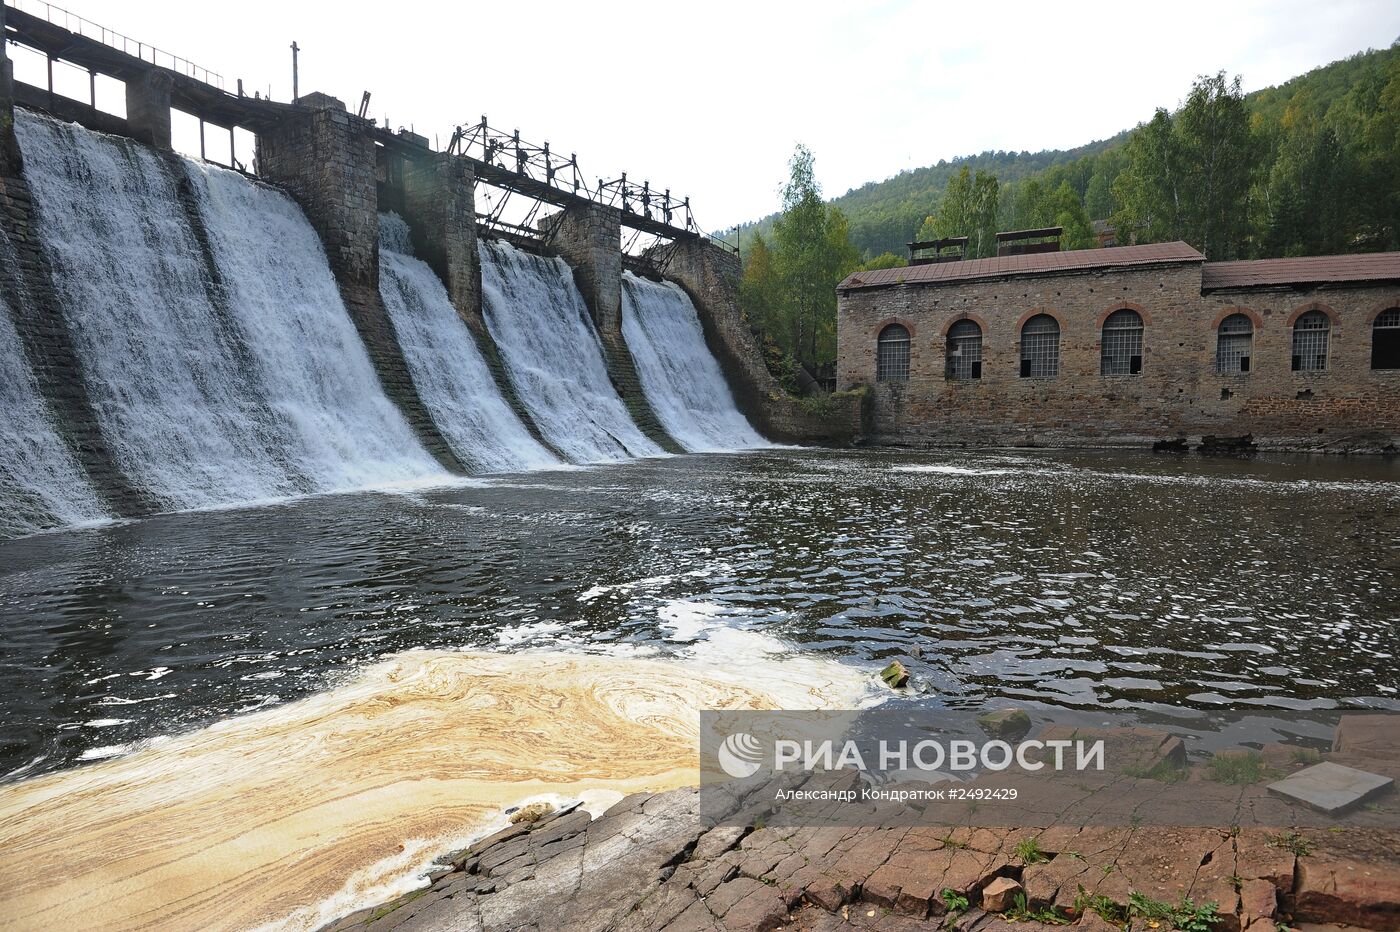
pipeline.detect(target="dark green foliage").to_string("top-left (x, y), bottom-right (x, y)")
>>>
top-left (740, 145), bottom-right (861, 371)
top-left (730, 42), bottom-right (1400, 263)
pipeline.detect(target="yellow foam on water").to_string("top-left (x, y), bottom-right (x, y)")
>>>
top-left (0, 642), bottom-right (874, 932)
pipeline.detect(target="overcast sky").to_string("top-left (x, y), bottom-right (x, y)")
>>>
top-left (37, 1), bottom-right (1400, 232)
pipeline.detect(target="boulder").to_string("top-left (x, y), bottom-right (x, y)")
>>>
top-left (981, 876), bottom-right (1023, 912)
top-left (881, 661), bottom-right (910, 689)
top-left (508, 801), bottom-right (555, 824)
top-left (977, 709), bottom-right (1032, 741)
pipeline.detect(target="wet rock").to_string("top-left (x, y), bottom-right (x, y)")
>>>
top-left (1333, 714), bottom-right (1400, 762)
top-left (1199, 434), bottom-right (1258, 456)
top-left (976, 709), bottom-right (1031, 741)
top-left (982, 876), bottom-right (1024, 912)
top-left (507, 801), bottom-right (555, 824)
top-left (881, 660), bottom-right (910, 689)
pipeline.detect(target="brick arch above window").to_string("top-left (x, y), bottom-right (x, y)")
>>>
top-left (1285, 301), bottom-right (1340, 328)
top-left (1366, 301), bottom-right (1400, 327)
top-left (1210, 306), bottom-right (1264, 331)
top-left (872, 316), bottom-right (917, 340)
top-left (939, 312), bottom-right (990, 339)
top-left (1013, 308), bottom-right (1067, 334)
top-left (1095, 301), bottom-right (1154, 329)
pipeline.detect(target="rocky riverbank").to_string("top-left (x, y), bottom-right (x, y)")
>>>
top-left (322, 721), bottom-right (1400, 932)
top-left (321, 786), bottom-right (1399, 932)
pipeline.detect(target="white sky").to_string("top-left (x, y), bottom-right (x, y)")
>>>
top-left (20, 0), bottom-right (1400, 232)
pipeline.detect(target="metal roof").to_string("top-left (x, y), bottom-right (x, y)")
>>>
top-left (839, 242), bottom-right (1204, 291)
top-left (1201, 253), bottom-right (1400, 290)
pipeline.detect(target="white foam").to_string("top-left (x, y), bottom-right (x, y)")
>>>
top-left (378, 214), bottom-right (561, 473)
top-left (479, 239), bottom-right (664, 464)
top-left (621, 271), bottom-right (769, 453)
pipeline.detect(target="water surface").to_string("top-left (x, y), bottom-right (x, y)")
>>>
top-left (2, 447), bottom-right (1397, 779)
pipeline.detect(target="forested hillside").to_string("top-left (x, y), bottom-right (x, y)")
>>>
top-left (726, 40), bottom-right (1400, 263)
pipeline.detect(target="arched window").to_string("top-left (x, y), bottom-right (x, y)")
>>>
top-left (1216, 314), bottom-right (1254, 374)
top-left (1019, 314), bottom-right (1060, 378)
top-left (876, 324), bottom-right (910, 382)
top-left (1373, 307), bottom-right (1400, 370)
top-left (945, 320), bottom-right (982, 380)
top-left (1291, 310), bottom-right (1330, 372)
top-left (1100, 309), bottom-right (1143, 375)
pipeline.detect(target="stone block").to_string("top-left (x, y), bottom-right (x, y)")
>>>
top-left (1267, 762), bottom-right (1394, 814)
top-left (1333, 715), bottom-right (1400, 762)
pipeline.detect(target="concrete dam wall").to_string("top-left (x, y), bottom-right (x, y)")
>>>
top-left (0, 98), bottom-right (840, 538)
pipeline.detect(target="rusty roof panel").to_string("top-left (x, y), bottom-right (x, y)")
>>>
top-left (1201, 253), bottom-right (1400, 290)
top-left (839, 242), bottom-right (1205, 290)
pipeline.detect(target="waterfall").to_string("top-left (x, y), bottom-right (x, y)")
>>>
top-left (0, 240), bottom-right (107, 536)
top-left (621, 272), bottom-right (768, 453)
top-left (15, 111), bottom-right (444, 513)
top-left (478, 238), bottom-right (663, 464)
top-left (182, 161), bottom-right (446, 492)
top-left (377, 214), bottom-right (559, 473)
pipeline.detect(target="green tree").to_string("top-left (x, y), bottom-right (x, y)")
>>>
top-left (739, 232), bottom-right (780, 335)
top-left (1176, 72), bottom-right (1257, 257)
top-left (1114, 73), bottom-right (1257, 258)
top-left (921, 167), bottom-right (1000, 257)
top-left (1048, 181), bottom-right (1096, 249)
top-left (742, 145), bottom-right (861, 371)
top-left (857, 252), bottom-right (908, 271)
top-left (1112, 109), bottom-right (1186, 246)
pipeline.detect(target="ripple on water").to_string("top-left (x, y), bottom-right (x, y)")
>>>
top-left (0, 447), bottom-right (1397, 777)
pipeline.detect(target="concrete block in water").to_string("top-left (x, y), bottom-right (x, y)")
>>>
top-left (1267, 761), bottom-right (1393, 814)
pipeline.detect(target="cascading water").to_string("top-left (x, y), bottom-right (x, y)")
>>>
top-left (377, 214), bottom-right (559, 473)
top-left (620, 272), bottom-right (768, 453)
top-left (478, 238), bottom-right (663, 464)
top-left (183, 161), bottom-right (446, 491)
top-left (0, 236), bottom-right (107, 537)
top-left (15, 111), bottom-right (443, 512)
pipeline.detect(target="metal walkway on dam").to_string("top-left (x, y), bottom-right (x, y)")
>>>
top-left (0, 0), bottom-right (736, 254)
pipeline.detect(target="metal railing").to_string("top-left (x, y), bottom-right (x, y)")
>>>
top-left (447, 116), bottom-right (735, 252)
top-left (3, 0), bottom-right (225, 89)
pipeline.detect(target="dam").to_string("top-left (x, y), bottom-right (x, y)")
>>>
top-left (1, 7), bottom-right (1398, 932)
top-left (0, 2), bottom-right (858, 538)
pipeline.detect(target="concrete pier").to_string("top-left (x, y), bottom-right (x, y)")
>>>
top-left (542, 204), bottom-right (685, 453)
top-left (257, 93), bottom-right (467, 474)
top-left (391, 149), bottom-right (559, 455)
top-left (0, 7), bottom-right (18, 176)
top-left (124, 72), bottom-right (173, 151)
top-left (546, 203), bottom-right (623, 334)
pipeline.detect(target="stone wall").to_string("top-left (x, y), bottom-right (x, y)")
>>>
top-left (257, 95), bottom-right (466, 473)
top-left (836, 261), bottom-right (1400, 449)
top-left (664, 238), bottom-right (865, 445)
top-left (544, 203), bottom-right (623, 334)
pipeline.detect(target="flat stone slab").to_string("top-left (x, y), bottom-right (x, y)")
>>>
top-left (1267, 761), bottom-right (1394, 814)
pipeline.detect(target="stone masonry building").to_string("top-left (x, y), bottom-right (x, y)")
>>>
top-left (836, 243), bottom-right (1400, 448)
